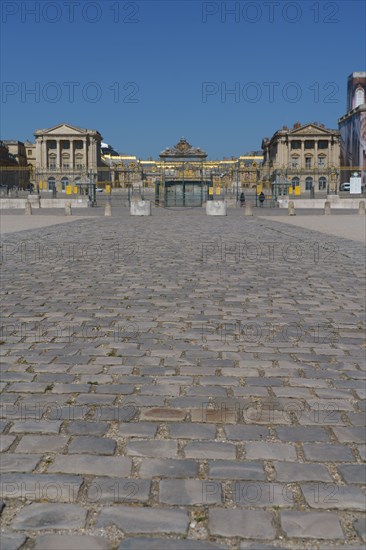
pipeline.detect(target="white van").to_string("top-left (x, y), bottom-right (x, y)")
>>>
top-left (340, 183), bottom-right (350, 191)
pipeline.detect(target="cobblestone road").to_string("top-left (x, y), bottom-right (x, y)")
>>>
top-left (1, 208), bottom-right (365, 549)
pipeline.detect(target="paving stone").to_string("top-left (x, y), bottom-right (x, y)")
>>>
top-left (160, 479), bottom-right (221, 505)
top-left (126, 439), bottom-right (178, 458)
top-left (209, 509), bottom-right (275, 538)
top-left (68, 436), bottom-right (116, 455)
top-left (0, 453), bottom-right (42, 473)
top-left (34, 535), bottom-right (111, 549)
top-left (65, 420), bottom-right (108, 436)
top-left (97, 506), bottom-right (188, 534)
top-left (184, 441), bottom-right (236, 459)
top-left (332, 426), bottom-right (366, 443)
top-left (230, 481), bottom-right (294, 507)
top-left (245, 442), bottom-right (297, 461)
top-left (169, 423), bottom-right (216, 439)
top-left (15, 435), bottom-right (69, 453)
top-left (0, 534), bottom-right (27, 550)
top-left (301, 483), bottom-right (366, 511)
top-left (0, 435), bottom-right (16, 451)
top-left (275, 426), bottom-right (329, 442)
top-left (190, 408), bottom-right (237, 423)
top-left (140, 408), bottom-right (187, 421)
top-left (281, 510), bottom-right (344, 539)
top-left (12, 502), bottom-right (87, 530)
top-left (118, 422), bottom-right (158, 437)
top-left (337, 464), bottom-right (366, 484)
top-left (48, 455), bottom-right (132, 477)
top-left (139, 459), bottom-right (199, 478)
top-left (119, 538), bottom-right (228, 549)
top-left (302, 443), bottom-right (354, 462)
top-left (208, 460), bottom-right (266, 480)
top-left (9, 421), bottom-right (62, 434)
top-left (354, 517), bottom-right (366, 542)
top-left (1, 473), bottom-right (82, 502)
top-left (87, 477), bottom-right (150, 503)
top-left (225, 425), bottom-right (270, 441)
top-left (274, 462), bottom-right (332, 482)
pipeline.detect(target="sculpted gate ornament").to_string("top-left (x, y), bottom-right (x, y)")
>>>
top-left (160, 138), bottom-right (207, 159)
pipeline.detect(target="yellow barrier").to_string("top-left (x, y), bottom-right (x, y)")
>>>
top-left (106, 185), bottom-right (111, 194)
top-left (66, 185), bottom-right (72, 195)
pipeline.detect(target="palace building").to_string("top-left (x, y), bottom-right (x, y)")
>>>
top-left (33, 123), bottom-right (104, 192)
top-left (262, 122), bottom-right (340, 197)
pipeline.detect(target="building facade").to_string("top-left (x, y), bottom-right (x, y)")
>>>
top-left (2, 140), bottom-right (29, 189)
top-left (33, 123), bottom-right (104, 191)
top-left (338, 72), bottom-right (366, 186)
top-left (262, 122), bottom-right (340, 197)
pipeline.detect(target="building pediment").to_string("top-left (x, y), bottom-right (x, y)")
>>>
top-left (34, 123), bottom-right (102, 138)
top-left (289, 124), bottom-right (333, 136)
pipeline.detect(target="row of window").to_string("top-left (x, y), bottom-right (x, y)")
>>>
top-left (47, 176), bottom-right (82, 191)
top-left (290, 177), bottom-right (326, 190)
top-left (291, 140), bottom-right (329, 150)
top-left (47, 140), bottom-right (84, 150)
top-left (49, 164), bottom-right (84, 170)
top-left (291, 156), bottom-right (327, 168)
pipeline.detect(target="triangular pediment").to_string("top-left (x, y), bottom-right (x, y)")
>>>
top-left (290, 123), bottom-right (333, 136)
top-left (44, 123), bottom-right (86, 135)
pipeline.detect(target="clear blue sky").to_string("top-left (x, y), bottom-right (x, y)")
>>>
top-left (1, 0), bottom-right (365, 158)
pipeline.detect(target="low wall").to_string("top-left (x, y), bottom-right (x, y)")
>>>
top-left (0, 197), bottom-right (89, 209)
top-left (278, 196), bottom-right (365, 209)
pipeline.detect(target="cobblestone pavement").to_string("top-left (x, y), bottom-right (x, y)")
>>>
top-left (1, 208), bottom-right (365, 550)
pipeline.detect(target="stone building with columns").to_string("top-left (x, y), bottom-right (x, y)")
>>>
top-left (261, 122), bottom-right (340, 197)
top-left (33, 123), bottom-right (104, 191)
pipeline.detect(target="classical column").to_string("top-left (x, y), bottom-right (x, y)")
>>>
top-left (70, 139), bottom-right (74, 170)
top-left (57, 139), bottom-right (61, 170)
top-left (83, 138), bottom-right (87, 172)
top-left (42, 139), bottom-right (47, 169)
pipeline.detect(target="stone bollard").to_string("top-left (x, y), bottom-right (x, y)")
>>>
top-left (244, 202), bottom-right (253, 216)
top-left (206, 200), bottom-right (227, 216)
top-left (25, 200), bottom-right (32, 215)
top-left (324, 201), bottom-right (331, 215)
top-left (65, 201), bottom-right (72, 216)
top-left (105, 198), bottom-right (112, 217)
top-left (288, 201), bottom-right (296, 216)
top-left (358, 201), bottom-right (365, 215)
top-left (130, 199), bottom-right (151, 216)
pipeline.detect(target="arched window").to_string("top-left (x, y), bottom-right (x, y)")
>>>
top-left (305, 177), bottom-right (313, 190)
top-left (61, 177), bottom-right (69, 191)
top-left (48, 177), bottom-right (56, 191)
top-left (355, 87), bottom-right (365, 108)
top-left (318, 177), bottom-right (326, 190)
top-left (305, 156), bottom-right (312, 169)
top-left (292, 177), bottom-right (300, 189)
top-left (291, 155), bottom-right (299, 168)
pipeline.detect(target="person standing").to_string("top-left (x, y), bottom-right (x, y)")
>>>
top-left (259, 191), bottom-right (265, 207)
top-left (239, 192), bottom-right (245, 207)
